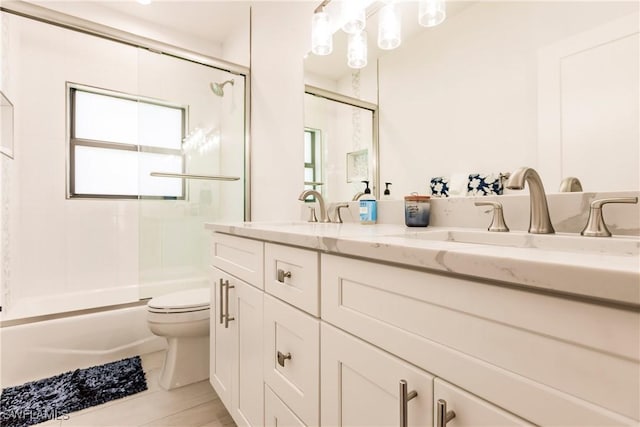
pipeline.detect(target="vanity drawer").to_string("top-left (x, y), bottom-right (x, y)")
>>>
top-left (265, 385), bottom-right (307, 427)
top-left (264, 294), bottom-right (320, 427)
top-left (321, 253), bottom-right (640, 425)
top-left (211, 233), bottom-right (264, 289)
top-left (264, 243), bottom-right (319, 316)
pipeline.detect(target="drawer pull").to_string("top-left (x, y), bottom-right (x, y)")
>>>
top-left (224, 282), bottom-right (235, 328)
top-left (218, 278), bottom-right (225, 325)
top-left (399, 380), bottom-right (418, 427)
top-left (277, 268), bottom-right (292, 283)
top-left (277, 351), bottom-right (292, 367)
top-left (436, 399), bottom-right (456, 427)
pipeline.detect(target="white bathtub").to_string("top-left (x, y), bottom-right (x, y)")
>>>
top-left (0, 305), bottom-right (166, 388)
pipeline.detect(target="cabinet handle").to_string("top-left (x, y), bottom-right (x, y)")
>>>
top-left (277, 268), bottom-right (292, 283)
top-left (399, 380), bottom-right (418, 427)
top-left (224, 282), bottom-right (235, 328)
top-left (218, 278), bottom-right (225, 325)
top-left (436, 399), bottom-right (456, 427)
top-left (277, 351), bottom-right (292, 367)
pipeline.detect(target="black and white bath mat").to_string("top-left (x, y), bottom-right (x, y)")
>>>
top-left (1, 355), bottom-right (147, 427)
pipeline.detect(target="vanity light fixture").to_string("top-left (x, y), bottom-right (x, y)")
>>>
top-left (311, 0), bottom-right (447, 69)
top-left (378, 1), bottom-right (401, 50)
top-left (347, 30), bottom-right (368, 69)
top-left (341, 0), bottom-right (367, 34)
top-left (312, 8), bottom-right (333, 55)
top-left (419, 0), bottom-right (446, 27)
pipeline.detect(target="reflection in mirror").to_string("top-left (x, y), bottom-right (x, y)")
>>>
top-left (306, 1), bottom-right (639, 196)
top-left (304, 85), bottom-right (378, 201)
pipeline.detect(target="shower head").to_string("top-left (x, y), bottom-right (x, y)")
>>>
top-left (210, 79), bottom-right (234, 97)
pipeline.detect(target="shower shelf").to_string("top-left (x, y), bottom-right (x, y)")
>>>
top-left (150, 172), bottom-right (240, 181)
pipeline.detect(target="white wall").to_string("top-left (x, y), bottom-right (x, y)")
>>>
top-left (250, 2), bottom-right (315, 221)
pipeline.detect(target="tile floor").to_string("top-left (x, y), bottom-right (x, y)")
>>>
top-left (38, 352), bottom-right (235, 427)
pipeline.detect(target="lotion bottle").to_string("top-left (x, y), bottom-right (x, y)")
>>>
top-left (359, 180), bottom-right (377, 224)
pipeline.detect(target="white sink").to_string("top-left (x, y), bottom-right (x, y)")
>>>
top-left (399, 229), bottom-right (640, 257)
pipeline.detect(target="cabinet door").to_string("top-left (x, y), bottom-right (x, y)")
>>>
top-left (233, 280), bottom-right (264, 427)
top-left (210, 267), bottom-right (236, 410)
top-left (321, 323), bottom-right (434, 427)
top-left (264, 295), bottom-right (320, 427)
top-left (265, 385), bottom-right (307, 427)
top-left (434, 379), bottom-right (534, 426)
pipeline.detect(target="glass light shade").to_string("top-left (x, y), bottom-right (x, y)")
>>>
top-left (419, 0), bottom-right (446, 27)
top-left (378, 2), bottom-right (401, 50)
top-left (347, 30), bottom-right (368, 69)
top-left (311, 11), bottom-right (333, 55)
top-left (341, 0), bottom-right (366, 34)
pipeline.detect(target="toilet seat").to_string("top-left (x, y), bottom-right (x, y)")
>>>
top-left (147, 288), bottom-right (210, 313)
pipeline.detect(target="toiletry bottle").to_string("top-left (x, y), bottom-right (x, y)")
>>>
top-left (359, 180), bottom-right (377, 224)
top-left (382, 182), bottom-right (392, 200)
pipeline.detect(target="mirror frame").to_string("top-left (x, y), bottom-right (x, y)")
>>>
top-left (304, 84), bottom-right (380, 199)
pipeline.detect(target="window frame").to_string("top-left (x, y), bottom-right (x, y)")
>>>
top-left (67, 82), bottom-right (188, 200)
top-left (304, 127), bottom-right (323, 195)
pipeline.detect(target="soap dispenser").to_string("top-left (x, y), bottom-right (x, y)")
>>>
top-left (382, 182), bottom-right (392, 200)
top-left (359, 180), bottom-right (377, 224)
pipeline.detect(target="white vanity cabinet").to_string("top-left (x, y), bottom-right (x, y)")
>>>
top-left (321, 323), bottom-right (434, 427)
top-left (210, 233), bottom-right (265, 427)
top-left (207, 229), bottom-right (640, 427)
top-left (321, 253), bottom-right (640, 426)
top-left (263, 243), bottom-right (321, 427)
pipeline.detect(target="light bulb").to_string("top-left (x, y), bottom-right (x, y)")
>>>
top-left (419, 0), bottom-right (446, 27)
top-left (347, 30), bottom-right (367, 69)
top-left (378, 2), bottom-right (401, 50)
top-left (342, 0), bottom-right (366, 34)
top-left (311, 11), bottom-right (333, 56)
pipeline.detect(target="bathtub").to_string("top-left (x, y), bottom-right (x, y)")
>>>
top-left (0, 305), bottom-right (166, 388)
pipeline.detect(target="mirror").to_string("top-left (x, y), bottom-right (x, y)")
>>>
top-left (305, 1), bottom-right (639, 197)
top-left (304, 85), bottom-right (378, 201)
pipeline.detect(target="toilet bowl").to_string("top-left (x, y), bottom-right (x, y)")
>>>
top-left (147, 288), bottom-right (210, 390)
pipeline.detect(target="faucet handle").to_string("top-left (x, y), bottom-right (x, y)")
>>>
top-left (307, 206), bottom-right (318, 223)
top-left (581, 197), bottom-right (638, 237)
top-left (334, 203), bottom-right (350, 223)
top-left (475, 201), bottom-right (510, 232)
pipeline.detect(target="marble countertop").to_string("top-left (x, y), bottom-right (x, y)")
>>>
top-left (205, 222), bottom-right (640, 307)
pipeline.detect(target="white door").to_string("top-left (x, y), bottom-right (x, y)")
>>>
top-left (321, 323), bottom-right (434, 427)
top-left (433, 379), bottom-right (534, 426)
top-left (210, 266), bottom-right (236, 410)
top-left (233, 279), bottom-right (264, 427)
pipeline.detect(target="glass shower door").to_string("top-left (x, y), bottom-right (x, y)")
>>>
top-left (136, 49), bottom-right (246, 300)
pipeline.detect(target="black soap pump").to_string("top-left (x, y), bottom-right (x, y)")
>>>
top-left (362, 180), bottom-right (372, 194)
top-left (383, 182), bottom-right (392, 200)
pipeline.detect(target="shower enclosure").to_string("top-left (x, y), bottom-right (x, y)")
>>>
top-left (0, 5), bottom-right (249, 320)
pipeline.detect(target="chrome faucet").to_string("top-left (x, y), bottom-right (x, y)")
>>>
top-left (298, 190), bottom-right (329, 223)
top-left (506, 167), bottom-right (555, 234)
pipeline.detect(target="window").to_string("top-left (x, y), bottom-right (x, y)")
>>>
top-left (68, 85), bottom-right (186, 199)
top-left (304, 128), bottom-right (323, 196)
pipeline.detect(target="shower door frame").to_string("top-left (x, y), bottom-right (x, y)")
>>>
top-left (0, 0), bottom-right (252, 220)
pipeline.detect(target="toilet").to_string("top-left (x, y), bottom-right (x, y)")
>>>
top-left (147, 287), bottom-right (210, 390)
